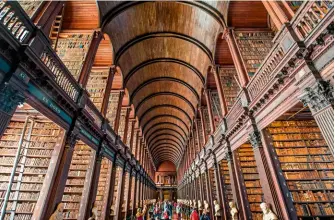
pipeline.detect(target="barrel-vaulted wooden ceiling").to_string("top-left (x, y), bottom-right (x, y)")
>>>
top-left (95, 1), bottom-right (269, 167)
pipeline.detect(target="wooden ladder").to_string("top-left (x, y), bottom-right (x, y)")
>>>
top-left (49, 3), bottom-right (65, 50)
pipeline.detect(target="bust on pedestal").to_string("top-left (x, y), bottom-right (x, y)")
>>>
top-left (260, 203), bottom-right (278, 220)
top-left (214, 200), bottom-right (221, 219)
top-left (229, 201), bottom-right (238, 220)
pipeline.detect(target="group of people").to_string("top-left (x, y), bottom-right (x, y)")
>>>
top-left (135, 201), bottom-right (210, 220)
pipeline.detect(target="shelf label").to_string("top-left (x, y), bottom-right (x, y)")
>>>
top-left (80, 128), bottom-right (100, 145)
top-left (27, 84), bottom-right (72, 124)
top-left (103, 144), bottom-right (115, 160)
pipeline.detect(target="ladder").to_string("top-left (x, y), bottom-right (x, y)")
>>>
top-left (0, 117), bottom-right (34, 220)
top-left (49, 4), bottom-right (65, 50)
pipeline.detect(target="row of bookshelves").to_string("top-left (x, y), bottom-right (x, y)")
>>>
top-left (218, 67), bottom-right (240, 111)
top-left (234, 31), bottom-right (274, 77)
top-left (86, 68), bottom-right (110, 112)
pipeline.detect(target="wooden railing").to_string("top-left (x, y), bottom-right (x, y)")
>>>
top-left (292, 1), bottom-right (333, 40)
top-left (29, 31), bottom-right (81, 102)
top-left (0, 1), bottom-right (34, 46)
top-left (225, 91), bottom-right (243, 130)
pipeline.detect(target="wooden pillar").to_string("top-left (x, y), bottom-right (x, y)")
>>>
top-left (84, 150), bottom-right (103, 219)
top-left (232, 150), bottom-right (251, 220)
top-left (115, 164), bottom-right (126, 220)
top-left (101, 67), bottom-right (115, 116)
top-left (198, 168), bottom-right (204, 202)
top-left (213, 66), bottom-right (228, 117)
top-left (261, 0), bottom-right (285, 30)
top-left (249, 130), bottom-right (287, 219)
top-left (131, 172), bottom-right (138, 215)
top-left (204, 89), bottom-right (216, 133)
top-left (0, 83), bottom-right (25, 139)
top-left (300, 81), bottom-right (334, 154)
top-left (223, 28), bottom-right (249, 87)
top-left (104, 155), bottom-right (118, 218)
top-left (43, 131), bottom-right (78, 219)
top-left (78, 31), bottom-right (103, 88)
top-left (125, 169), bottom-right (133, 218)
top-left (136, 175), bottom-right (141, 208)
top-left (212, 154), bottom-right (226, 219)
top-left (204, 163), bottom-right (213, 217)
top-left (199, 107), bottom-right (208, 144)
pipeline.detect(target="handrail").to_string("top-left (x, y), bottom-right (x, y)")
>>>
top-left (0, 1), bottom-right (35, 46)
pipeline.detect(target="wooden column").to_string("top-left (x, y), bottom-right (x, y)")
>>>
top-left (136, 175), bottom-right (141, 208)
top-left (203, 163), bottom-right (213, 217)
top-left (204, 90), bottom-right (216, 133)
top-left (84, 150), bottom-right (103, 219)
top-left (213, 66), bottom-right (228, 117)
top-left (261, 0), bottom-right (284, 30)
top-left (78, 31), bottom-right (103, 88)
top-left (0, 83), bottom-right (25, 139)
top-left (198, 168), bottom-right (204, 202)
top-left (199, 107), bottom-right (208, 144)
top-left (249, 130), bottom-right (286, 219)
top-left (131, 172), bottom-right (138, 215)
top-left (125, 169), bottom-right (133, 218)
top-left (115, 164), bottom-right (126, 220)
top-left (232, 150), bottom-right (251, 220)
top-left (129, 120), bottom-right (135, 149)
top-left (43, 131), bottom-right (78, 219)
top-left (223, 28), bottom-right (249, 87)
top-left (104, 155), bottom-right (118, 218)
top-left (300, 81), bottom-right (334, 153)
top-left (101, 67), bottom-right (115, 116)
top-left (78, 150), bottom-right (97, 220)
top-left (212, 154), bottom-right (226, 219)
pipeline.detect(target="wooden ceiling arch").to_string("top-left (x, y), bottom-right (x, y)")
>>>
top-left (144, 122), bottom-right (188, 140)
top-left (142, 115), bottom-right (189, 136)
top-left (146, 128), bottom-right (186, 145)
top-left (136, 94), bottom-right (195, 120)
top-left (148, 135), bottom-right (184, 152)
top-left (99, 0), bottom-right (227, 166)
top-left (139, 105), bottom-right (192, 128)
top-left (135, 92), bottom-right (196, 116)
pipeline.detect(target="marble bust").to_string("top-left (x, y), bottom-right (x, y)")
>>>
top-left (49, 203), bottom-right (64, 220)
top-left (214, 200), bottom-right (221, 216)
top-left (198, 200), bottom-right (203, 210)
top-left (229, 201), bottom-right (238, 219)
top-left (260, 203), bottom-right (278, 220)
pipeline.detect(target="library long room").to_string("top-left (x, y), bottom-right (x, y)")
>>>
top-left (0, 1), bottom-right (333, 220)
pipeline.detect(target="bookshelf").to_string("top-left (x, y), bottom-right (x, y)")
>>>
top-left (203, 108), bottom-right (211, 136)
top-left (210, 91), bottom-right (222, 128)
top-left (0, 116), bottom-right (62, 219)
top-left (110, 167), bottom-right (122, 217)
top-left (95, 157), bottom-right (112, 219)
top-left (86, 68), bottom-right (109, 112)
top-left (208, 168), bottom-right (217, 202)
top-left (202, 173), bottom-right (208, 202)
top-left (18, 1), bottom-right (43, 18)
top-left (219, 160), bottom-right (233, 203)
top-left (218, 67), bottom-right (240, 111)
top-left (106, 92), bottom-right (121, 130)
top-left (197, 120), bottom-right (204, 147)
top-left (53, 33), bottom-right (93, 81)
top-left (118, 108), bottom-right (127, 139)
top-left (62, 141), bottom-right (95, 220)
top-left (266, 120), bottom-right (334, 219)
top-left (234, 31), bottom-right (274, 78)
top-left (236, 143), bottom-right (263, 219)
